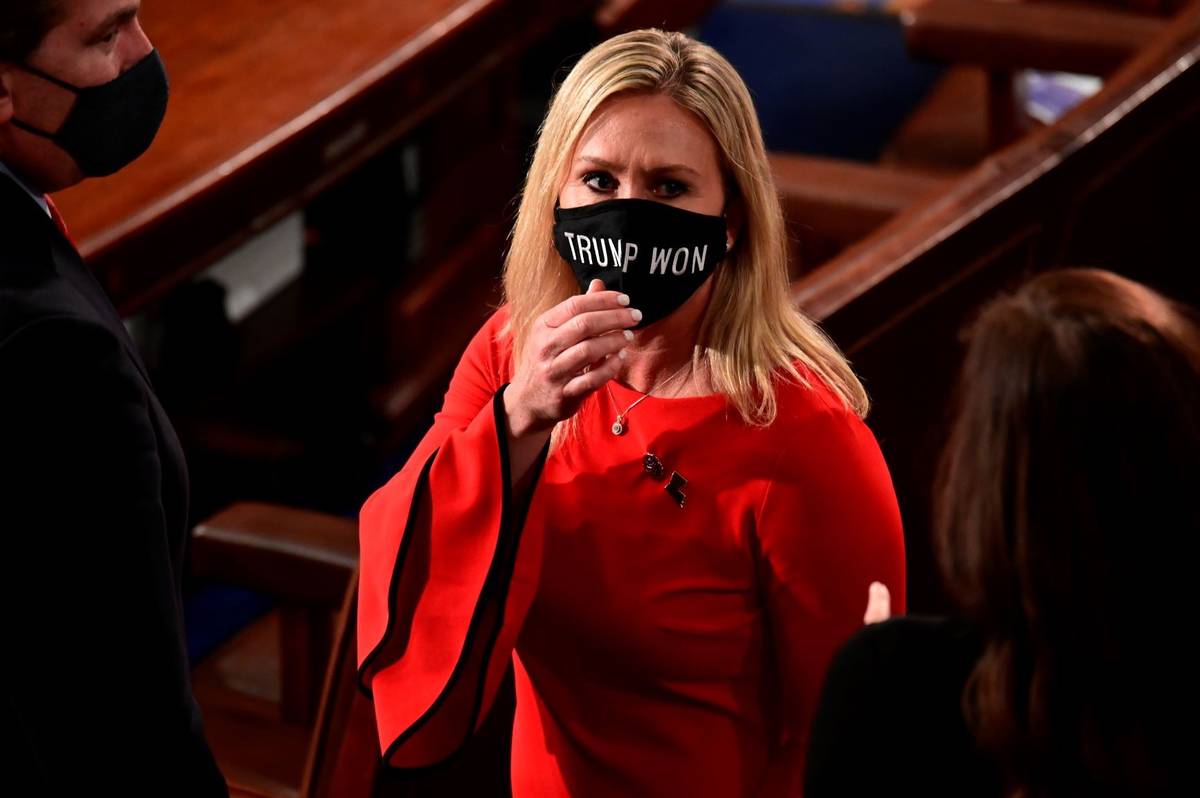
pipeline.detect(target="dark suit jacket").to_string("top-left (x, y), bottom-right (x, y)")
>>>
top-left (805, 616), bottom-right (1002, 797)
top-left (0, 175), bottom-right (227, 795)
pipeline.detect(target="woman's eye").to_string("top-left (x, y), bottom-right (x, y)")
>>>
top-left (655, 180), bottom-right (688, 198)
top-left (583, 171), bottom-right (616, 192)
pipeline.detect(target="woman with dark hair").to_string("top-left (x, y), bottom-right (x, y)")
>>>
top-left (806, 268), bottom-right (1200, 797)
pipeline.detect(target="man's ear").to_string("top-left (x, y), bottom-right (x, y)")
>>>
top-left (0, 67), bottom-right (15, 125)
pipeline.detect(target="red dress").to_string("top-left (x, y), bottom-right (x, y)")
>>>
top-left (358, 307), bottom-right (906, 797)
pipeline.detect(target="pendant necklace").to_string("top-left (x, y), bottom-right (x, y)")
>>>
top-left (607, 360), bottom-right (693, 436)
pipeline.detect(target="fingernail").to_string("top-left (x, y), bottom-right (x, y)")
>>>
top-left (630, 309), bottom-right (643, 322)
top-left (618, 349), bottom-right (627, 360)
top-left (617, 294), bottom-right (630, 306)
top-left (623, 330), bottom-right (634, 341)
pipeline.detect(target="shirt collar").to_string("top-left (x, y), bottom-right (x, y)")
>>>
top-left (0, 161), bottom-right (51, 218)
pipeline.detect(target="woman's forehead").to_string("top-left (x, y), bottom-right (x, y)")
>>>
top-left (572, 93), bottom-right (721, 172)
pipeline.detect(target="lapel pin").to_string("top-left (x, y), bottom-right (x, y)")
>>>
top-left (642, 452), bottom-right (665, 480)
top-left (665, 471), bottom-right (687, 508)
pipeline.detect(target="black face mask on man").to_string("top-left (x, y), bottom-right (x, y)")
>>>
top-left (553, 198), bottom-right (728, 329)
top-left (11, 50), bottom-right (170, 177)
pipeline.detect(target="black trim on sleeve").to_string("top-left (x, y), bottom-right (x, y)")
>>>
top-left (356, 448), bottom-right (440, 697)
top-left (360, 385), bottom-right (550, 766)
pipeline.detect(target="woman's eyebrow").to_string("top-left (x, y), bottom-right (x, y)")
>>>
top-left (575, 155), bottom-right (701, 176)
top-left (650, 163), bottom-right (702, 177)
top-left (576, 155), bottom-right (622, 171)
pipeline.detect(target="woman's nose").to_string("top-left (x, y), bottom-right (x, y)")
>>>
top-left (618, 182), bottom-right (655, 201)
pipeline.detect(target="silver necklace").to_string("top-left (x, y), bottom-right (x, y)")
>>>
top-left (607, 361), bottom-right (693, 436)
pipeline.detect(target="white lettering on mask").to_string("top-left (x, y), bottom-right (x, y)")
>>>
top-left (650, 247), bottom-right (671, 275)
top-left (623, 242), bottom-right (638, 272)
top-left (569, 236), bottom-right (637, 270)
top-left (650, 245), bottom-right (709, 275)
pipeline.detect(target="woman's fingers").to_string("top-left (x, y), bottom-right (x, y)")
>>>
top-left (561, 350), bottom-right (624, 399)
top-left (549, 330), bottom-right (631, 380)
top-left (524, 281), bottom-right (636, 417)
top-left (863, 582), bottom-right (892, 624)
top-left (542, 309), bottom-right (639, 361)
top-left (541, 287), bottom-right (631, 330)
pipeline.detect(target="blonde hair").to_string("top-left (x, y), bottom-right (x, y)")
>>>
top-left (503, 28), bottom-right (868, 427)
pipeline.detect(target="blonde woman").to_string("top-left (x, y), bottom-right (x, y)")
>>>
top-left (357, 29), bottom-right (905, 796)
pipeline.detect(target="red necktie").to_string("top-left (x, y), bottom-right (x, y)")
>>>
top-left (44, 195), bottom-right (75, 245)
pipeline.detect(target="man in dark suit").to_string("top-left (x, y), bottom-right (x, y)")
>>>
top-left (0, 2), bottom-right (227, 793)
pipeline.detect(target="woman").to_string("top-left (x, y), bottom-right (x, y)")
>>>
top-left (806, 269), bottom-right (1200, 797)
top-left (357, 29), bottom-right (905, 796)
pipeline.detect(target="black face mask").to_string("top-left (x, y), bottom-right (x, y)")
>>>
top-left (12, 50), bottom-right (169, 177)
top-left (553, 198), bottom-right (728, 329)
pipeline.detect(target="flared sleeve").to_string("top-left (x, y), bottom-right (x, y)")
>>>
top-left (356, 307), bottom-right (547, 767)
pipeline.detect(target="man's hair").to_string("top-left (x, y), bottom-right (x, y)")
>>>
top-left (0, 1), bottom-right (62, 64)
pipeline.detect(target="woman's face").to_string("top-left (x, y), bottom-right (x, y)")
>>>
top-left (559, 92), bottom-right (727, 217)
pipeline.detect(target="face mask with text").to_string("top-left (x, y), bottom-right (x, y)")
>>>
top-left (553, 198), bottom-right (728, 328)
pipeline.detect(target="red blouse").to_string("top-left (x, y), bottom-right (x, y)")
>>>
top-left (357, 307), bottom-right (906, 797)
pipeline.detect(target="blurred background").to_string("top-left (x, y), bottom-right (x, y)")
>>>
top-left (51, 0), bottom-right (1199, 795)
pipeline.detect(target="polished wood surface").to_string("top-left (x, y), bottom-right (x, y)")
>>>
top-left (193, 503), bottom-right (358, 608)
top-left (195, 610), bottom-right (314, 798)
top-left (793, 0), bottom-right (1200, 610)
top-left (594, 0), bottom-right (720, 34)
top-left (771, 152), bottom-right (951, 273)
top-left (902, 0), bottom-right (1165, 75)
top-left (191, 504), bottom-right (369, 798)
top-left (53, 0), bottom-right (588, 314)
top-left (880, 66), bottom-right (991, 173)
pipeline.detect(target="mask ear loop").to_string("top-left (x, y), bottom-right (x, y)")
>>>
top-left (10, 118), bottom-right (59, 140)
top-left (7, 62), bottom-right (81, 139)
top-left (12, 61), bottom-right (82, 93)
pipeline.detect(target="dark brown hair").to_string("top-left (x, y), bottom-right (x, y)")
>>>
top-left (936, 268), bottom-right (1200, 796)
top-left (0, 1), bottom-right (62, 64)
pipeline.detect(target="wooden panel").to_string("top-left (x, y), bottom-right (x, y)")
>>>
top-left (771, 152), bottom-right (952, 274)
top-left (192, 502), bottom-right (357, 608)
top-left (53, 0), bottom-right (592, 314)
top-left (793, 1), bottom-right (1200, 611)
top-left (902, 0), bottom-right (1165, 75)
top-left (880, 66), bottom-right (991, 173)
top-left (193, 610), bottom-right (311, 798)
top-left (595, 0), bottom-right (720, 34)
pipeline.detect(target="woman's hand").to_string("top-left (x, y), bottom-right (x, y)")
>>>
top-left (862, 582), bottom-right (892, 624)
top-left (504, 279), bottom-right (640, 438)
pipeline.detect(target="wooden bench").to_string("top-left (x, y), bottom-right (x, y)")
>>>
top-left (50, 0), bottom-right (601, 520)
top-left (793, 0), bottom-right (1200, 610)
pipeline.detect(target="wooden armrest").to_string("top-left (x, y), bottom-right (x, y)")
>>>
top-left (192, 502), bottom-right (357, 608)
top-left (770, 152), bottom-right (952, 245)
top-left (902, 0), bottom-right (1166, 75)
top-left (228, 785), bottom-right (276, 798)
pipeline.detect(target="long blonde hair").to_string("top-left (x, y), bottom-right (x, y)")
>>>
top-left (503, 28), bottom-right (868, 425)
